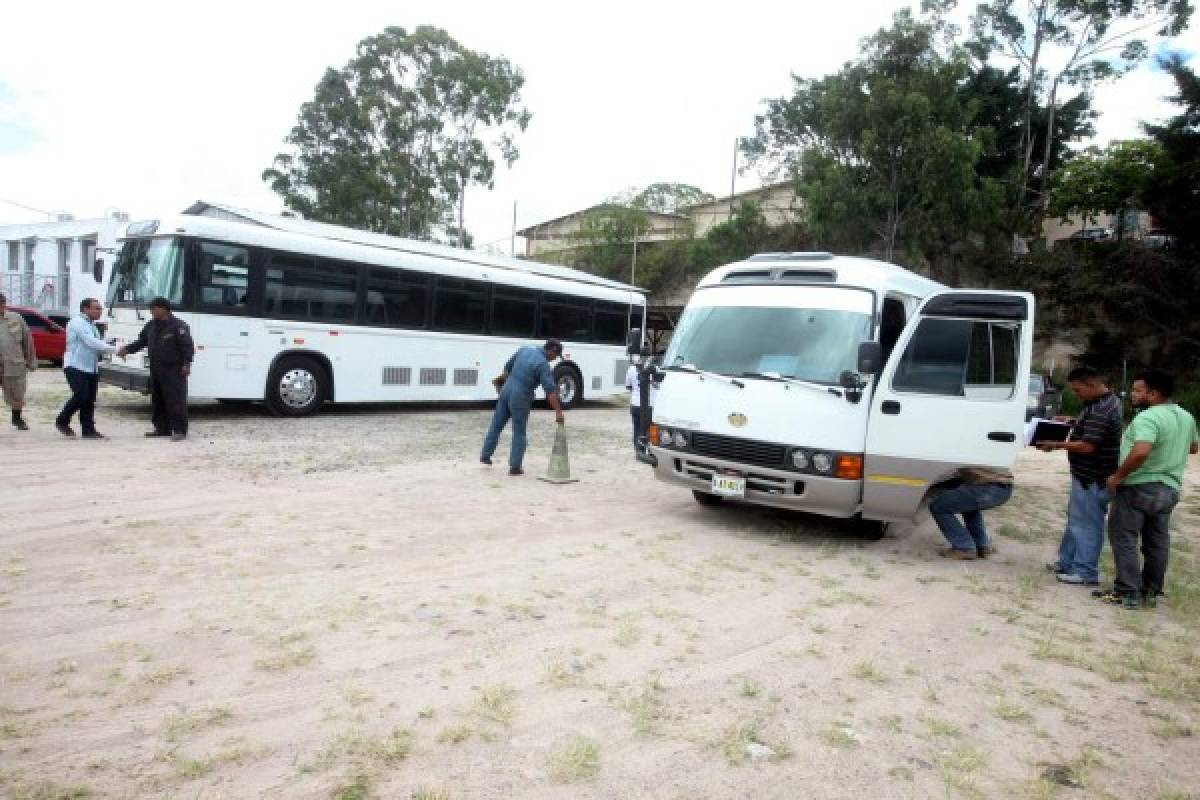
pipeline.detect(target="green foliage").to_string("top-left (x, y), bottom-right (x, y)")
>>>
top-left (1143, 55), bottom-right (1200, 251)
top-left (263, 25), bottom-right (530, 243)
top-left (745, 10), bottom-right (1005, 266)
top-left (1048, 140), bottom-right (1166, 235)
top-left (626, 183), bottom-right (715, 214)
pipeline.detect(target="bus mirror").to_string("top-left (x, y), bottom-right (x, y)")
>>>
top-left (626, 328), bottom-right (644, 356)
top-left (93, 258), bottom-right (104, 283)
top-left (857, 341), bottom-right (883, 374)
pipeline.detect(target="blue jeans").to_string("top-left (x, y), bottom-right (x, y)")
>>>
top-left (930, 483), bottom-right (1014, 551)
top-left (56, 367), bottom-right (99, 434)
top-left (1108, 481), bottom-right (1178, 595)
top-left (481, 389), bottom-right (532, 469)
top-left (1055, 478), bottom-right (1110, 582)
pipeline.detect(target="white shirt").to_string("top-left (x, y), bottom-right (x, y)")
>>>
top-left (65, 314), bottom-right (116, 373)
top-left (625, 364), bottom-right (657, 408)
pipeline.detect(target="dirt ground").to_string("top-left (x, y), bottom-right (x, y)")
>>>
top-left (2, 369), bottom-right (1199, 800)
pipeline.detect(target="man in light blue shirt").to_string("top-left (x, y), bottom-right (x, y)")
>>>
top-left (481, 339), bottom-right (565, 475)
top-left (55, 297), bottom-right (117, 439)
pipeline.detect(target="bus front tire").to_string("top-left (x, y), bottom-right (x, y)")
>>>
top-left (553, 364), bottom-right (584, 410)
top-left (854, 516), bottom-right (890, 541)
top-left (266, 357), bottom-right (326, 417)
top-left (692, 490), bottom-right (724, 507)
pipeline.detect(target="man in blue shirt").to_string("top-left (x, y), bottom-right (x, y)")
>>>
top-left (55, 297), bottom-right (117, 439)
top-left (481, 339), bottom-right (565, 475)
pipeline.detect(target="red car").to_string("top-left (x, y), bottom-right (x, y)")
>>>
top-left (10, 306), bottom-right (67, 365)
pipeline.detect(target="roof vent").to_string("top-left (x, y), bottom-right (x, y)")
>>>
top-left (780, 269), bottom-right (836, 282)
top-left (747, 251), bottom-right (834, 262)
top-left (721, 269), bottom-right (774, 283)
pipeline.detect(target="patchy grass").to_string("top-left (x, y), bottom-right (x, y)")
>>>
top-left (717, 718), bottom-right (791, 764)
top-left (170, 738), bottom-right (264, 779)
top-left (936, 744), bottom-right (986, 800)
top-left (411, 787), bottom-right (452, 800)
top-left (472, 684), bottom-right (516, 727)
top-left (6, 784), bottom-right (94, 800)
top-left (616, 678), bottom-right (670, 736)
top-left (739, 678), bottom-right (762, 698)
top-left (163, 705), bottom-right (234, 742)
top-left (923, 715), bottom-right (962, 738)
top-left (820, 721), bottom-right (862, 748)
top-left (851, 660), bottom-right (890, 685)
top-left (992, 700), bottom-right (1034, 724)
top-left (435, 725), bottom-right (475, 745)
top-left (546, 735), bottom-right (601, 783)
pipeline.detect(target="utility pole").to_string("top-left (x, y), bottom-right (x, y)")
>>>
top-left (730, 138), bottom-right (739, 214)
top-left (510, 200), bottom-right (517, 257)
top-left (631, 226), bottom-right (638, 287)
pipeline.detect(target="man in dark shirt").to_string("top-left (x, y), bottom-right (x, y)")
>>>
top-left (117, 297), bottom-right (195, 441)
top-left (1036, 366), bottom-right (1122, 586)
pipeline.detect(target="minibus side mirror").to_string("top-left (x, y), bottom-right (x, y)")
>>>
top-left (626, 328), bottom-right (645, 356)
top-left (94, 258), bottom-right (104, 283)
top-left (857, 341), bottom-right (883, 374)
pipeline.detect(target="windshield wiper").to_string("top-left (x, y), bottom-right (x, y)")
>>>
top-left (740, 372), bottom-right (843, 398)
top-left (665, 364), bottom-right (744, 388)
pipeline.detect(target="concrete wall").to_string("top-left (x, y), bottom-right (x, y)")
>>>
top-left (687, 184), bottom-right (800, 238)
top-left (523, 209), bottom-right (688, 258)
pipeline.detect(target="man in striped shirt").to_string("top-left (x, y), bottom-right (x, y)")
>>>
top-left (1037, 366), bottom-right (1122, 586)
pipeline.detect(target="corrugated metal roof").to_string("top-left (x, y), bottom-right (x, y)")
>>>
top-left (182, 201), bottom-right (644, 294)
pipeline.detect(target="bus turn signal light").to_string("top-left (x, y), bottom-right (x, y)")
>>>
top-left (836, 454), bottom-right (864, 480)
top-left (648, 424), bottom-right (661, 446)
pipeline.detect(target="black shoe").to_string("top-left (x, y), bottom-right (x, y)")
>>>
top-left (81, 431), bottom-right (107, 440)
top-left (171, 432), bottom-right (186, 442)
top-left (56, 423), bottom-right (76, 437)
top-left (12, 417), bottom-right (28, 431)
top-left (480, 456), bottom-right (492, 465)
top-left (508, 467), bottom-right (524, 476)
top-left (145, 430), bottom-right (170, 438)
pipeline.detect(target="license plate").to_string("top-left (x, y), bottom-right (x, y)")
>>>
top-left (711, 474), bottom-right (746, 497)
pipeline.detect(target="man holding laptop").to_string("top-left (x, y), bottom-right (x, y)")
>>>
top-left (1036, 366), bottom-right (1122, 586)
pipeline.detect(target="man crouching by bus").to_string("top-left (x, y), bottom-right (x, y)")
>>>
top-left (481, 339), bottom-right (565, 475)
top-left (118, 297), bottom-right (194, 442)
top-left (929, 467), bottom-right (1015, 559)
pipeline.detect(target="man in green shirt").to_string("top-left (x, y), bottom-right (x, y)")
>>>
top-left (1098, 369), bottom-right (1198, 609)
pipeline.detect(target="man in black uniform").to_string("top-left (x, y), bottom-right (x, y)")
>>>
top-left (118, 296), bottom-right (194, 441)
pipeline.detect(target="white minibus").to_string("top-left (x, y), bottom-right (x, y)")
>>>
top-left (640, 252), bottom-right (1033, 536)
top-left (99, 211), bottom-right (645, 415)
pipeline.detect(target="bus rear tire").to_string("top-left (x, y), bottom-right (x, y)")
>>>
top-left (692, 490), bottom-right (724, 507)
top-left (553, 364), bottom-right (584, 409)
top-left (266, 356), bottom-right (326, 417)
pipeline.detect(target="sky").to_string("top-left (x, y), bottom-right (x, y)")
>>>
top-left (1, 0), bottom-right (1197, 252)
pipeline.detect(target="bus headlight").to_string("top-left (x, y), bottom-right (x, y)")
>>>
top-left (812, 452), bottom-right (834, 473)
top-left (660, 429), bottom-right (675, 447)
top-left (674, 430), bottom-right (689, 448)
top-left (791, 450), bottom-right (810, 470)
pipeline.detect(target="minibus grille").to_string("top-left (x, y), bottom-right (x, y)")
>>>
top-left (689, 432), bottom-right (788, 469)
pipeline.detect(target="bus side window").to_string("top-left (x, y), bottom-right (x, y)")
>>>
top-left (197, 241), bottom-right (251, 309)
top-left (879, 297), bottom-right (906, 363)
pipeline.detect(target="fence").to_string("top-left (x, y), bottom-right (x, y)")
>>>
top-left (2, 272), bottom-right (64, 309)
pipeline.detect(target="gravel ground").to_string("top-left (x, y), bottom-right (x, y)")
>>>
top-left (2, 369), bottom-right (1198, 800)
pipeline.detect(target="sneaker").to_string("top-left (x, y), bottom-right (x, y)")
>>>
top-left (56, 423), bottom-right (75, 437)
top-left (1056, 573), bottom-right (1099, 586)
top-left (12, 417), bottom-right (28, 431)
top-left (1094, 589), bottom-right (1139, 609)
top-left (977, 545), bottom-right (996, 558)
top-left (171, 433), bottom-right (186, 442)
top-left (144, 430), bottom-right (170, 438)
top-left (508, 467), bottom-right (524, 476)
top-left (1045, 561), bottom-right (1066, 574)
top-left (938, 547), bottom-right (978, 560)
top-left (480, 456), bottom-right (492, 466)
top-left (81, 431), bottom-right (107, 440)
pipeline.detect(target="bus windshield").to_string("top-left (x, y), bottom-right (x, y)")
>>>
top-left (108, 237), bottom-right (185, 308)
top-left (665, 294), bottom-right (873, 385)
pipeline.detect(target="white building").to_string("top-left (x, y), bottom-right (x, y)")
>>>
top-left (0, 213), bottom-right (129, 312)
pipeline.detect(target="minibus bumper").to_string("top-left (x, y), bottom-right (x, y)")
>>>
top-left (647, 445), bottom-right (862, 518)
top-left (98, 364), bottom-right (150, 393)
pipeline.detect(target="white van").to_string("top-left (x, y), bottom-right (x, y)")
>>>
top-left (640, 252), bottom-right (1033, 536)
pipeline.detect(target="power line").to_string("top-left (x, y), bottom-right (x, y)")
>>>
top-left (0, 196), bottom-right (55, 218)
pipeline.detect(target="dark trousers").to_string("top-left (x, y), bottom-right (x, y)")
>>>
top-left (56, 367), bottom-right (99, 434)
top-left (630, 406), bottom-right (650, 447)
top-left (150, 364), bottom-right (189, 434)
top-left (1108, 481), bottom-right (1179, 595)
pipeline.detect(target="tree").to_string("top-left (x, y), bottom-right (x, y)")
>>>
top-left (970, 0), bottom-right (1191, 217)
top-left (1143, 54), bottom-right (1200, 249)
top-left (629, 183), bottom-right (715, 214)
top-left (1047, 139), bottom-right (1165, 238)
top-left (263, 25), bottom-right (531, 244)
top-left (744, 10), bottom-right (1005, 267)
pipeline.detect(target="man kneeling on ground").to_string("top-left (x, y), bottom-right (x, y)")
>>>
top-left (929, 467), bottom-right (1014, 560)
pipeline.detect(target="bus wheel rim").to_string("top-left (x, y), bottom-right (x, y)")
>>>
top-left (558, 374), bottom-right (576, 404)
top-left (280, 368), bottom-right (317, 408)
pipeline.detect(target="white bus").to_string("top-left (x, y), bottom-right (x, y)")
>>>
top-left (641, 252), bottom-right (1033, 536)
top-left (99, 212), bottom-right (645, 415)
